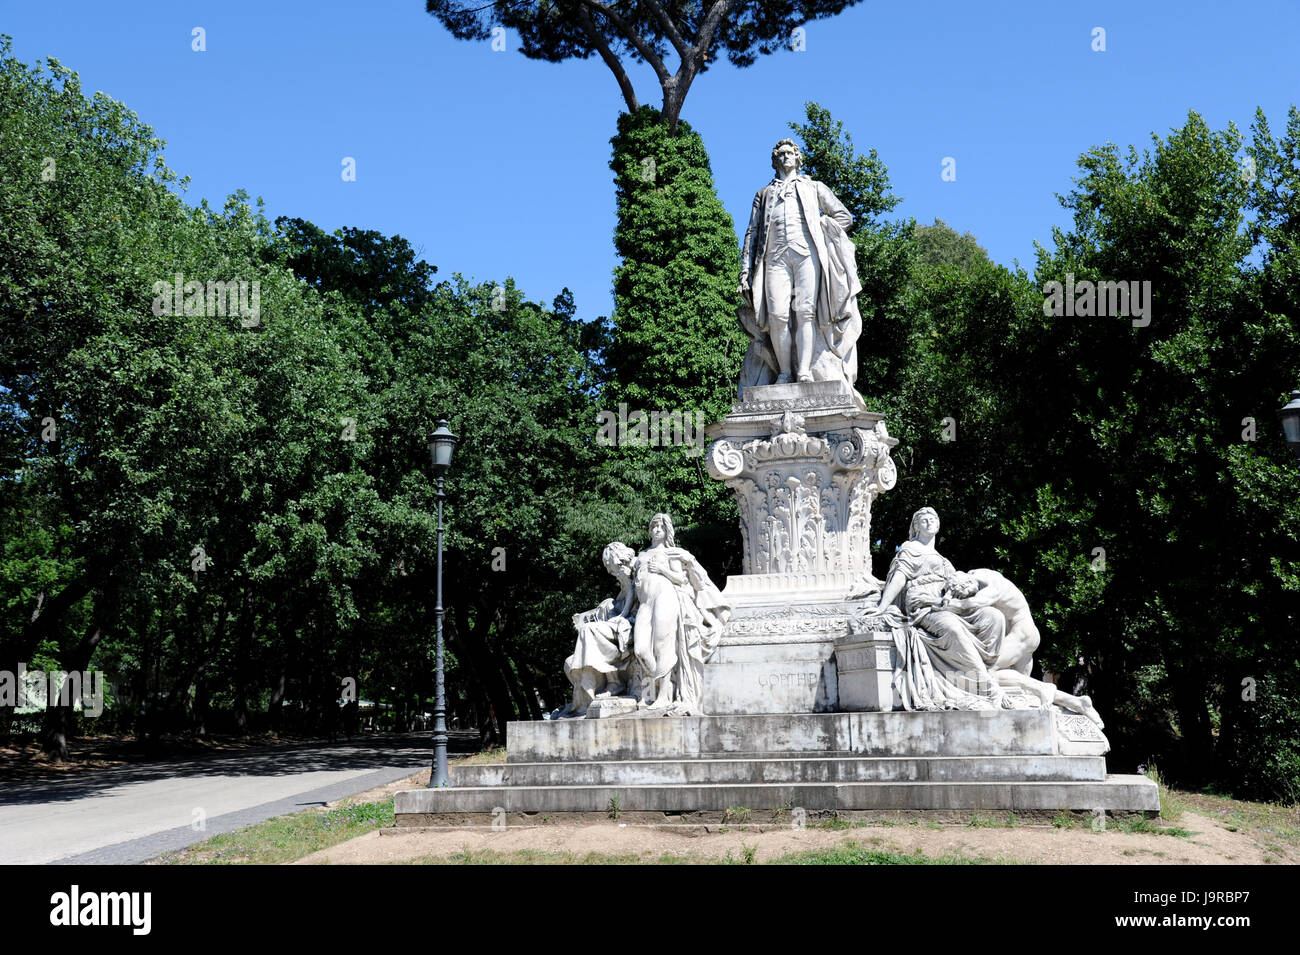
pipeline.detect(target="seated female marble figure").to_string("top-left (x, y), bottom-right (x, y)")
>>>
top-left (866, 507), bottom-right (1007, 710)
top-left (556, 542), bottom-right (638, 717)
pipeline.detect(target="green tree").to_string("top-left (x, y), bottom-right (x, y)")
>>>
top-left (912, 219), bottom-right (991, 273)
top-left (604, 106), bottom-right (743, 570)
top-left (424, 1), bottom-right (865, 128)
top-left (0, 38), bottom-right (633, 751)
top-left (1022, 110), bottom-right (1300, 793)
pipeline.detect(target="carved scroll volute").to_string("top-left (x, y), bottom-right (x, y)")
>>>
top-left (832, 430), bottom-right (863, 470)
top-left (707, 404), bottom-right (899, 582)
top-left (707, 439), bottom-right (745, 480)
top-left (856, 426), bottom-right (898, 493)
top-left (876, 454), bottom-right (898, 492)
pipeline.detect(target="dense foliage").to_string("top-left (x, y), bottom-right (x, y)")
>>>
top-left (0, 39), bottom-right (635, 751)
top-left (605, 106), bottom-right (744, 571)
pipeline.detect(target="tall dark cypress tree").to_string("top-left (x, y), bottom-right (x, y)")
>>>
top-left (606, 107), bottom-right (745, 571)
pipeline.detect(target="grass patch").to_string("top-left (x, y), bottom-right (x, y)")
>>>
top-left (772, 843), bottom-right (1003, 865)
top-left (429, 848), bottom-right (696, 865)
top-left (811, 818), bottom-right (853, 831)
top-left (722, 843), bottom-right (759, 865)
top-left (154, 798), bottom-right (395, 865)
top-left (966, 812), bottom-right (1017, 828)
top-left (723, 806), bottom-right (752, 824)
top-left (1119, 817), bottom-right (1192, 838)
top-left (455, 746), bottom-right (507, 767)
top-left (1174, 788), bottom-right (1300, 849)
top-left (408, 843), bottom-right (1014, 865)
top-left (1143, 764), bottom-right (1188, 823)
top-left (771, 798), bottom-right (796, 824)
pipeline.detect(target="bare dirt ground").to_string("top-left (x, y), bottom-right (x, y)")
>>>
top-left (300, 771), bottom-right (1300, 865)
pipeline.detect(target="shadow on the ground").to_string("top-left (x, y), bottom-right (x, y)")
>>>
top-left (0, 731), bottom-right (480, 807)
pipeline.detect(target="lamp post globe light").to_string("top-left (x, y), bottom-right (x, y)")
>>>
top-left (428, 419), bottom-right (458, 788)
top-left (1279, 390), bottom-right (1300, 467)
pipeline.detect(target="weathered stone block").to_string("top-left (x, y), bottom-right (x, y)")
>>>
top-left (833, 633), bottom-right (899, 711)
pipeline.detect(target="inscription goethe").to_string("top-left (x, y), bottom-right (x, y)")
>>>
top-left (757, 671), bottom-right (819, 688)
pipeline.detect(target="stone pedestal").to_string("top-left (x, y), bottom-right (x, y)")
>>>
top-left (704, 635), bottom-right (837, 714)
top-left (701, 380), bottom-right (898, 714)
top-left (393, 712), bottom-right (1156, 819)
top-left (704, 379), bottom-right (897, 580)
top-left (833, 632), bottom-right (901, 712)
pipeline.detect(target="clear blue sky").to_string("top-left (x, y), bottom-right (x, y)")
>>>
top-left (5, 1), bottom-right (1298, 321)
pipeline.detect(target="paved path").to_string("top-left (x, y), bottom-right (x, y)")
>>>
top-left (0, 735), bottom-right (433, 864)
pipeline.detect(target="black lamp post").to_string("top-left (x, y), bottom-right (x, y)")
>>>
top-left (428, 419), bottom-right (458, 788)
top-left (1279, 390), bottom-right (1300, 468)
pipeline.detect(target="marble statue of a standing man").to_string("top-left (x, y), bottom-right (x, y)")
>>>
top-left (737, 138), bottom-right (864, 391)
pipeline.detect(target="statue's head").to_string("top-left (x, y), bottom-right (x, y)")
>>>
top-left (948, 571), bottom-right (978, 599)
top-left (909, 506), bottom-right (940, 540)
top-left (648, 512), bottom-right (676, 547)
top-left (602, 541), bottom-right (635, 579)
top-left (770, 138), bottom-right (803, 173)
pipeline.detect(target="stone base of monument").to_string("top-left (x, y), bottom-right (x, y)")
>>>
top-left (701, 582), bottom-right (877, 714)
top-left (393, 711), bottom-right (1159, 822)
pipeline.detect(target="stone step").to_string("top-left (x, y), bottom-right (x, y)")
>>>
top-left (454, 755), bottom-right (1106, 787)
top-left (395, 774), bottom-right (1159, 817)
top-left (514, 710), bottom-right (1081, 762)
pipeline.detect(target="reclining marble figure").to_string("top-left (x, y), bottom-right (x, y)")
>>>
top-left (945, 568), bottom-right (1103, 725)
top-left (860, 505), bottom-right (1103, 726)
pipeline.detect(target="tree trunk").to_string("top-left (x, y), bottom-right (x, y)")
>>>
top-left (232, 588), bottom-right (254, 735)
top-left (40, 622), bottom-right (104, 760)
top-left (192, 602), bottom-right (230, 739)
top-left (454, 600), bottom-right (518, 742)
top-left (134, 618), bottom-right (158, 740)
top-left (269, 669), bottom-right (287, 734)
top-left (492, 609), bottom-right (541, 720)
top-left (661, 71), bottom-right (692, 130)
top-left (444, 626), bottom-right (491, 741)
